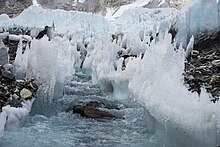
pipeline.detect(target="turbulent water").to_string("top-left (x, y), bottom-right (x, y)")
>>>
top-left (0, 72), bottom-right (172, 147)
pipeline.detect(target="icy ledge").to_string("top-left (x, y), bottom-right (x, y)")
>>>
top-left (0, 99), bottom-right (34, 138)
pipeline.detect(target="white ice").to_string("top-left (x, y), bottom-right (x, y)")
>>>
top-left (0, 1), bottom-right (220, 146)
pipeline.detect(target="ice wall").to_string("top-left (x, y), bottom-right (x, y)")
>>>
top-left (26, 37), bottom-right (74, 103)
top-left (10, 36), bottom-right (76, 116)
top-left (177, 0), bottom-right (220, 46)
top-left (115, 7), bottom-right (179, 33)
top-left (0, 5), bottom-right (114, 36)
top-left (128, 31), bottom-right (220, 146)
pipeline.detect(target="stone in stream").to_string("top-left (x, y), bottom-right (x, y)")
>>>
top-left (72, 105), bottom-right (124, 119)
top-left (71, 100), bottom-right (124, 119)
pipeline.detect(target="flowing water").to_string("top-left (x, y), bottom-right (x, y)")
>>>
top-left (0, 72), bottom-right (171, 147)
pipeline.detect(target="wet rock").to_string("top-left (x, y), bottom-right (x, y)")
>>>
top-left (71, 99), bottom-right (124, 119)
top-left (73, 105), bottom-right (123, 119)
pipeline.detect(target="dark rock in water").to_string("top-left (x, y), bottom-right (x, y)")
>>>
top-left (71, 99), bottom-right (124, 119)
top-left (72, 105), bottom-right (123, 119)
top-left (85, 100), bottom-right (103, 108)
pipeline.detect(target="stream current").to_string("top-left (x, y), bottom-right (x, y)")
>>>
top-left (0, 72), bottom-right (172, 147)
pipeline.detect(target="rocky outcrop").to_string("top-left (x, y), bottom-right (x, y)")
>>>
top-left (0, 0), bottom-right (32, 18)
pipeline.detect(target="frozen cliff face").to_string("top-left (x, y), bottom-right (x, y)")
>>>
top-left (0, 0), bottom-right (32, 18)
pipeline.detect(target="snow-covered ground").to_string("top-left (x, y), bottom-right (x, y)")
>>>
top-left (0, 0), bottom-right (220, 146)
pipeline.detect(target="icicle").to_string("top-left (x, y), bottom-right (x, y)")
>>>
top-left (185, 36), bottom-right (194, 62)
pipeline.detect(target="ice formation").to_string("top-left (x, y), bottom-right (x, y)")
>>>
top-left (177, 0), bottom-right (220, 46)
top-left (1, 0), bottom-right (220, 146)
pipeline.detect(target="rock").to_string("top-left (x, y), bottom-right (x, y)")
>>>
top-left (0, 0), bottom-right (32, 18)
top-left (28, 80), bottom-right (38, 92)
top-left (0, 47), bottom-right (8, 66)
top-left (186, 75), bottom-right (194, 81)
top-left (71, 99), bottom-right (124, 119)
top-left (3, 63), bottom-right (16, 75)
top-left (1, 67), bottom-right (15, 80)
top-left (112, 31), bottom-right (124, 43)
top-left (212, 60), bottom-right (220, 67)
top-left (6, 96), bottom-right (22, 108)
top-left (72, 105), bottom-right (123, 119)
top-left (191, 50), bottom-right (199, 59)
top-left (20, 88), bottom-right (32, 100)
top-left (85, 100), bottom-right (104, 108)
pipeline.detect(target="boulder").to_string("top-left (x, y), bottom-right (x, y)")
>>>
top-left (71, 99), bottom-right (124, 119)
top-left (72, 105), bottom-right (124, 119)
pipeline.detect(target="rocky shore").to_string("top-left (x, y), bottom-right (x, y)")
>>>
top-left (184, 34), bottom-right (220, 103)
top-left (0, 28), bottom-right (37, 113)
